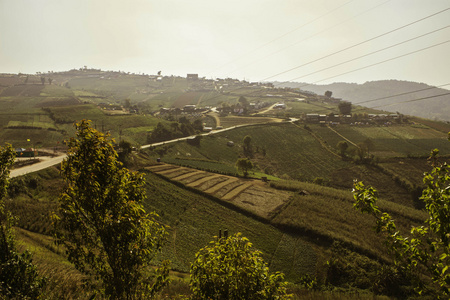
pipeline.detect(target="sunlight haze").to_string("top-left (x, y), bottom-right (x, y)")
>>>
top-left (1, 0), bottom-right (449, 85)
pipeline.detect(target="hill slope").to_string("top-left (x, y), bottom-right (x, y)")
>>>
top-left (276, 80), bottom-right (450, 122)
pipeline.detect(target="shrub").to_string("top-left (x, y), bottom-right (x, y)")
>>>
top-left (190, 233), bottom-right (289, 299)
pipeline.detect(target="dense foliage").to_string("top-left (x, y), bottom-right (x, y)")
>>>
top-left (190, 233), bottom-right (289, 299)
top-left (354, 136), bottom-right (450, 298)
top-left (53, 120), bottom-right (169, 299)
top-left (235, 158), bottom-right (253, 177)
top-left (0, 143), bottom-right (45, 299)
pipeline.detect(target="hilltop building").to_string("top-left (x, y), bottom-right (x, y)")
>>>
top-left (187, 74), bottom-right (199, 80)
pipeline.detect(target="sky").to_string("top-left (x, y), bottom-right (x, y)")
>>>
top-left (1, 0), bottom-right (449, 86)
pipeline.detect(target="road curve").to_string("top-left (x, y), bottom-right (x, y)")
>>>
top-left (10, 118), bottom-right (291, 177)
top-left (10, 155), bottom-right (67, 178)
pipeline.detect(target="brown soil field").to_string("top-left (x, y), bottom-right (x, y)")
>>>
top-left (145, 163), bottom-right (292, 219)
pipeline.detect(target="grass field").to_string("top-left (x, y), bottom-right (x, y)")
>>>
top-left (150, 122), bottom-right (444, 186)
top-left (3, 71), bottom-right (450, 298)
top-left (215, 123), bottom-right (348, 180)
top-left (13, 157), bottom-right (420, 285)
top-left (7, 164), bottom-right (318, 286)
top-left (142, 171), bottom-right (317, 281)
top-left (146, 122), bottom-right (436, 209)
top-left (313, 124), bottom-right (450, 157)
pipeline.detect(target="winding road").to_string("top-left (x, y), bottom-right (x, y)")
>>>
top-left (10, 114), bottom-right (291, 178)
top-left (10, 155), bottom-right (66, 178)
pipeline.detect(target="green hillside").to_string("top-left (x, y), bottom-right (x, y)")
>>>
top-left (2, 70), bottom-right (450, 298)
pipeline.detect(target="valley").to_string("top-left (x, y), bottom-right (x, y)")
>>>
top-left (1, 69), bottom-right (450, 298)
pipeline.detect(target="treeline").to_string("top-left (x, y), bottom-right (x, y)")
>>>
top-left (147, 117), bottom-right (203, 143)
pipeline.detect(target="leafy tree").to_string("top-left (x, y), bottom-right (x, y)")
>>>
top-left (53, 120), bottom-right (169, 299)
top-left (236, 158), bottom-right (253, 177)
top-left (124, 98), bottom-right (131, 109)
top-left (325, 90), bottom-right (332, 98)
top-left (48, 78), bottom-right (53, 85)
top-left (118, 140), bottom-right (133, 167)
top-left (353, 141), bottom-right (450, 297)
top-left (40, 77), bottom-right (45, 85)
top-left (0, 143), bottom-right (45, 299)
top-left (238, 96), bottom-right (248, 106)
top-left (192, 119), bottom-right (203, 132)
top-left (356, 142), bottom-right (367, 161)
top-left (362, 138), bottom-right (375, 156)
top-left (238, 96), bottom-right (249, 114)
top-left (190, 233), bottom-right (289, 299)
top-left (336, 141), bottom-right (348, 157)
top-left (148, 122), bottom-right (172, 143)
top-left (170, 122), bottom-right (179, 133)
top-left (180, 122), bottom-right (195, 136)
top-left (243, 135), bottom-right (253, 156)
top-left (178, 116), bottom-right (190, 124)
top-left (338, 101), bottom-right (352, 115)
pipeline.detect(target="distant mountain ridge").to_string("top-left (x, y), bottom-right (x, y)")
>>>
top-left (275, 80), bottom-right (450, 122)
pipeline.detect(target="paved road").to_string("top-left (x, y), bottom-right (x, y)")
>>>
top-left (140, 123), bottom-right (253, 149)
top-left (10, 155), bottom-right (66, 178)
top-left (10, 117), bottom-right (292, 178)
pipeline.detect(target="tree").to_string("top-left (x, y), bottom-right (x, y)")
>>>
top-left (48, 78), bottom-right (53, 85)
top-left (40, 77), bottom-right (45, 85)
top-left (362, 138), bottom-right (375, 156)
top-left (236, 158), bottom-right (253, 177)
top-left (53, 120), bottom-right (169, 299)
top-left (238, 96), bottom-right (248, 106)
top-left (336, 141), bottom-right (348, 157)
top-left (356, 142), bottom-right (367, 161)
top-left (190, 233), bottom-right (289, 299)
top-left (353, 143), bottom-right (450, 297)
top-left (124, 98), bottom-right (131, 109)
top-left (238, 96), bottom-right (249, 114)
top-left (325, 90), bottom-right (332, 98)
top-left (118, 140), bottom-right (133, 167)
top-left (338, 101), bottom-right (352, 115)
top-left (192, 119), bottom-right (203, 132)
top-left (0, 143), bottom-right (45, 298)
top-left (243, 135), bottom-right (253, 156)
top-left (148, 122), bottom-right (172, 143)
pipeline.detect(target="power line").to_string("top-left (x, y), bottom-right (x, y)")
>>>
top-left (368, 92), bottom-right (450, 109)
top-left (207, 0), bottom-right (355, 76)
top-left (197, 35), bottom-right (449, 112)
top-left (263, 7), bottom-right (450, 81)
top-left (290, 39), bottom-right (450, 88)
top-left (226, 0), bottom-right (392, 76)
top-left (191, 8), bottom-right (450, 117)
top-left (356, 83), bottom-right (450, 105)
top-left (286, 25), bottom-right (450, 82)
top-left (309, 83), bottom-right (450, 114)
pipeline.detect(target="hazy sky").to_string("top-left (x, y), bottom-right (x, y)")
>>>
top-left (1, 0), bottom-right (449, 86)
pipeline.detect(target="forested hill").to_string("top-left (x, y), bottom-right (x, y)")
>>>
top-left (275, 80), bottom-right (450, 122)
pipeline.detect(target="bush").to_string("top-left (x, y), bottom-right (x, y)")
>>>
top-left (190, 233), bottom-right (289, 299)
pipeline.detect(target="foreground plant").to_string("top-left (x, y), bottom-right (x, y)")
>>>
top-left (353, 139), bottom-right (450, 297)
top-left (53, 120), bottom-right (169, 299)
top-left (0, 143), bottom-right (45, 299)
top-left (190, 232), bottom-right (289, 299)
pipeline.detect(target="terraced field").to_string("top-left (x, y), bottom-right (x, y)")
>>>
top-left (314, 124), bottom-right (450, 157)
top-left (146, 163), bottom-right (291, 219)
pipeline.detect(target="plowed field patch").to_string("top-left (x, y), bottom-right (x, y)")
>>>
top-left (147, 163), bottom-right (292, 219)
